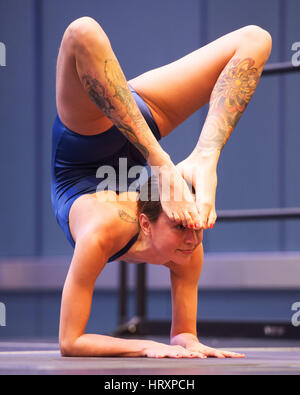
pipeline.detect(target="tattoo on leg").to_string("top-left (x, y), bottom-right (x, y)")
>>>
top-left (81, 58), bottom-right (149, 159)
top-left (197, 57), bottom-right (261, 153)
top-left (81, 75), bottom-right (115, 113)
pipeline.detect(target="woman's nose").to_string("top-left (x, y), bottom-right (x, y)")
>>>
top-left (185, 229), bottom-right (203, 244)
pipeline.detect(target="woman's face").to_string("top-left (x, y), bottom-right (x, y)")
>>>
top-left (147, 212), bottom-right (203, 264)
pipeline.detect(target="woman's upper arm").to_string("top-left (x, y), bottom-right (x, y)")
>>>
top-left (68, 231), bottom-right (110, 285)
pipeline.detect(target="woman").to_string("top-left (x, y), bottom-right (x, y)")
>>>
top-left (52, 17), bottom-right (272, 358)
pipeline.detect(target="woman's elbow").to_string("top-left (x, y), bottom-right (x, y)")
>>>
top-left (59, 338), bottom-right (77, 357)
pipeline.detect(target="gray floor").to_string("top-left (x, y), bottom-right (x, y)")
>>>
top-left (0, 337), bottom-right (300, 375)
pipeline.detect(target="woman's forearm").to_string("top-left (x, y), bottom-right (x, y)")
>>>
top-left (63, 333), bottom-right (150, 357)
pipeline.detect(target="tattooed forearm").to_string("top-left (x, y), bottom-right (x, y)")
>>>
top-left (81, 58), bottom-right (150, 159)
top-left (118, 209), bottom-right (138, 224)
top-left (196, 57), bottom-right (261, 154)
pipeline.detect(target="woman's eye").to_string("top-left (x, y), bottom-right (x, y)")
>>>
top-left (176, 224), bottom-right (185, 230)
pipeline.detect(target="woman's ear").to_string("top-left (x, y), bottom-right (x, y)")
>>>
top-left (139, 213), bottom-right (151, 236)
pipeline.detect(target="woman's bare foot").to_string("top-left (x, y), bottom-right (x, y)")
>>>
top-left (176, 154), bottom-right (218, 229)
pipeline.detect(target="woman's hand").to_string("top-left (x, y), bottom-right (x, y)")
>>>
top-left (171, 333), bottom-right (244, 359)
top-left (186, 341), bottom-right (245, 358)
top-left (176, 154), bottom-right (218, 229)
top-left (142, 340), bottom-right (206, 359)
top-left (142, 339), bottom-right (245, 359)
top-left (156, 164), bottom-right (202, 228)
top-left (185, 341), bottom-right (245, 358)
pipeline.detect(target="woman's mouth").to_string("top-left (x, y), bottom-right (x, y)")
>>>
top-left (177, 249), bottom-right (194, 255)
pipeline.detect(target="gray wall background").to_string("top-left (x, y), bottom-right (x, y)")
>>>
top-left (0, 0), bottom-right (299, 338)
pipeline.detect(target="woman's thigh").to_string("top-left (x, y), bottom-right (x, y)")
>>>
top-left (128, 26), bottom-right (253, 137)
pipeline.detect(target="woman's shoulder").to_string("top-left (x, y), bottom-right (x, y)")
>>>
top-left (71, 191), bottom-right (139, 257)
top-left (102, 206), bottom-right (139, 260)
top-left (96, 191), bottom-right (139, 229)
top-left (87, 192), bottom-right (139, 254)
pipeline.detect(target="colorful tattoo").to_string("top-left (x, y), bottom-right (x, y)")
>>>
top-left (197, 57), bottom-right (261, 153)
top-left (81, 58), bottom-right (149, 159)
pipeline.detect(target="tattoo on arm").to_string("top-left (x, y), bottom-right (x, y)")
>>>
top-left (81, 58), bottom-right (149, 159)
top-left (118, 209), bottom-right (138, 224)
top-left (197, 57), bottom-right (261, 153)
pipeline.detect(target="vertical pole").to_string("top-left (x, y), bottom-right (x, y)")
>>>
top-left (119, 261), bottom-right (128, 325)
top-left (136, 262), bottom-right (146, 319)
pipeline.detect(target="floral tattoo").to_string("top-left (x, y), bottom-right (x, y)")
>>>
top-left (197, 57), bottom-right (261, 153)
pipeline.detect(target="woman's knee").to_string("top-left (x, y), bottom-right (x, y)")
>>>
top-left (65, 16), bottom-right (110, 53)
top-left (240, 25), bottom-right (272, 53)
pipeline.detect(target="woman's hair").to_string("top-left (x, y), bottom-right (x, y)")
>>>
top-left (136, 174), bottom-right (195, 226)
top-left (136, 175), bottom-right (162, 225)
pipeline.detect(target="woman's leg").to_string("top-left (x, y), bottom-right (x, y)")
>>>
top-left (58, 16), bottom-right (167, 164)
top-left (57, 16), bottom-right (205, 227)
top-left (128, 25), bottom-right (272, 138)
top-left (129, 25), bottom-right (271, 228)
top-left (56, 17), bottom-right (114, 134)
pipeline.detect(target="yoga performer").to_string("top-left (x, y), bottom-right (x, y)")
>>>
top-left (51, 17), bottom-right (272, 357)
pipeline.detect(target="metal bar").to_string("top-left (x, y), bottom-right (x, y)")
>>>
top-left (216, 207), bottom-right (300, 222)
top-left (262, 61), bottom-right (300, 76)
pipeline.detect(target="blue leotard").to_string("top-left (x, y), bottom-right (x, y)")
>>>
top-left (51, 85), bottom-right (161, 260)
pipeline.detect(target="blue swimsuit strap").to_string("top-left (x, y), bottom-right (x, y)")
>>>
top-left (107, 232), bottom-right (139, 262)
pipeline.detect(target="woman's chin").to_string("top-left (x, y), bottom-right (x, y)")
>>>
top-left (173, 249), bottom-right (193, 263)
top-left (155, 249), bottom-right (192, 265)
